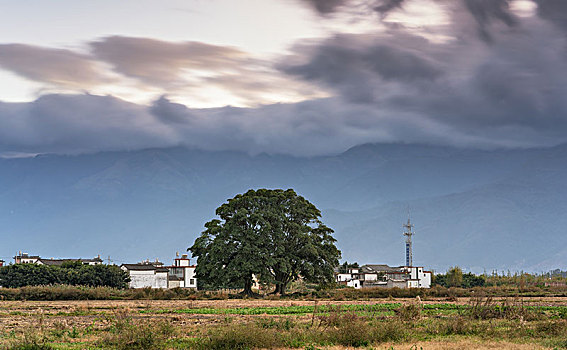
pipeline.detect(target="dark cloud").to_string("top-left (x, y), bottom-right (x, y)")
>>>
top-left (373, 0), bottom-right (405, 14)
top-left (279, 0), bottom-right (567, 150)
top-left (299, 0), bottom-right (347, 14)
top-left (282, 33), bottom-right (441, 103)
top-left (463, 0), bottom-right (517, 42)
top-left (536, 0), bottom-right (567, 31)
top-left (0, 94), bottom-right (173, 154)
top-left (298, 0), bottom-right (517, 42)
top-left (0, 44), bottom-right (108, 88)
top-left (298, 0), bottom-right (406, 16)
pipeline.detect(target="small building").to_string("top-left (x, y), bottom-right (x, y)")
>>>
top-left (166, 254), bottom-right (197, 289)
top-left (121, 261), bottom-right (169, 289)
top-left (0, 259), bottom-right (4, 267)
top-left (336, 267), bottom-right (362, 289)
top-left (13, 252), bottom-right (41, 264)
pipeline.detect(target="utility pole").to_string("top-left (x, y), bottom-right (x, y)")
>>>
top-left (403, 217), bottom-right (415, 267)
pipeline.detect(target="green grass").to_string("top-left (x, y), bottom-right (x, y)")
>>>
top-left (139, 302), bottom-right (567, 317)
top-left (140, 303), bottom-right (407, 315)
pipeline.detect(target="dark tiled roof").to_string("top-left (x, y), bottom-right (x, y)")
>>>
top-left (121, 264), bottom-right (168, 272)
top-left (38, 258), bottom-right (102, 266)
top-left (360, 264), bottom-right (399, 273)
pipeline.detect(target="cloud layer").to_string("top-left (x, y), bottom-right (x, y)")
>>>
top-left (0, 36), bottom-right (325, 108)
top-left (1, 0), bottom-right (567, 156)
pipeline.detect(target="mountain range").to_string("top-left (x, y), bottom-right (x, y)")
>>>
top-left (1, 143), bottom-right (566, 273)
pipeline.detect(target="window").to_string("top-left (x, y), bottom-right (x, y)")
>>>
top-left (190, 278), bottom-right (195, 285)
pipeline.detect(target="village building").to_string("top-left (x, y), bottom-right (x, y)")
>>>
top-left (120, 260), bottom-right (169, 289)
top-left (335, 217), bottom-right (432, 289)
top-left (166, 253), bottom-right (197, 289)
top-left (13, 252), bottom-right (103, 265)
top-left (13, 252), bottom-right (41, 264)
top-left (336, 267), bottom-right (362, 289)
top-left (335, 264), bottom-right (432, 289)
top-left (121, 254), bottom-right (198, 289)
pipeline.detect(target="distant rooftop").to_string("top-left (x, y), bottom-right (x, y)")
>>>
top-left (121, 263), bottom-right (169, 272)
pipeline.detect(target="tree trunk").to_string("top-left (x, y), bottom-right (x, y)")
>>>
top-left (243, 277), bottom-right (254, 296)
top-left (270, 283), bottom-right (281, 295)
top-left (280, 281), bottom-right (288, 296)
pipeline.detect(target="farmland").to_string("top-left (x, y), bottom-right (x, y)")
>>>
top-left (2, 297), bottom-right (567, 349)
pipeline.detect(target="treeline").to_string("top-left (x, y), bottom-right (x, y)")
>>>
top-left (0, 262), bottom-right (129, 288)
top-left (433, 266), bottom-right (567, 289)
top-left (434, 267), bottom-right (486, 288)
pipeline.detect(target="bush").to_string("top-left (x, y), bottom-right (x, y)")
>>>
top-left (395, 303), bottom-right (422, 321)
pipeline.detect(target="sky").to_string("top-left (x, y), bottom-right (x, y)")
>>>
top-left (0, 0), bottom-right (566, 156)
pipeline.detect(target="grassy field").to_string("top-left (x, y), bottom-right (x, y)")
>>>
top-left (2, 297), bottom-right (567, 349)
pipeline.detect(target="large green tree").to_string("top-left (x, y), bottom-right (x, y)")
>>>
top-left (189, 189), bottom-right (341, 295)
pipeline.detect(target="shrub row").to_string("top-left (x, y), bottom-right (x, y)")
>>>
top-left (0, 263), bottom-right (129, 288)
top-left (2, 284), bottom-right (567, 301)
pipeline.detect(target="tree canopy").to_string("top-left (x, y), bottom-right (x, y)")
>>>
top-left (434, 266), bottom-right (485, 288)
top-left (189, 189), bottom-right (341, 295)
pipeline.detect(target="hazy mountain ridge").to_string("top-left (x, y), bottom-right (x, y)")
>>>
top-left (0, 143), bottom-right (565, 272)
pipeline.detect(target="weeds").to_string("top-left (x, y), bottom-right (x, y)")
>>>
top-left (100, 309), bottom-right (175, 350)
top-left (195, 323), bottom-right (282, 350)
top-left (467, 294), bottom-right (542, 320)
top-left (395, 302), bottom-right (422, 321)
top-left (6, 327), bottom-right (53, 350)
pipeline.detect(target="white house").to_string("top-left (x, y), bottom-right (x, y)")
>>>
top-left (121, 261), bottom-right (169, 289)
top-left (336, 267), bottom-right (363, 288)
top-left (408, 266), bottom-right (432, 288)
top-left (166, 254), bottom-right (197, 289)
top-left (13, 252), bottom-right (41, 264)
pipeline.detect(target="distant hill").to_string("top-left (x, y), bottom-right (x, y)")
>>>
top-left (1, 143), bottom-right (566, 272)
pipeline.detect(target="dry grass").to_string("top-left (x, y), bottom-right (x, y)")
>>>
top-left (375, 340), bottom-right (550, 349)
top-left (2, 298), bottom-right (567, 349)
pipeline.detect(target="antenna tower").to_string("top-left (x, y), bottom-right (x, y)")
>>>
top-left (403, 215), bottom-right (415, 267)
